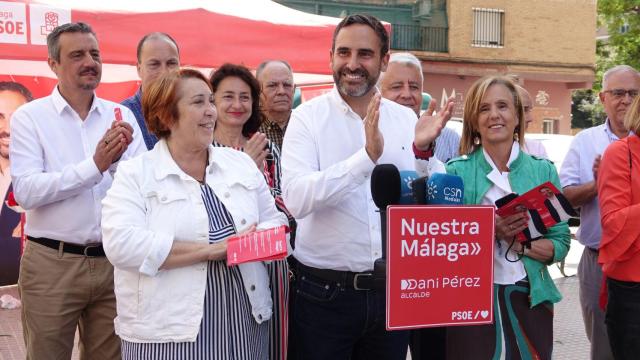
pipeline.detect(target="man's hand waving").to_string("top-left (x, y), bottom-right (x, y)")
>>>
top-left (414, 96), bottom-right (455, 151)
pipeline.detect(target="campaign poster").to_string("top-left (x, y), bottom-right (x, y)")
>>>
top-left (386, 205), bottom-right (495, 330)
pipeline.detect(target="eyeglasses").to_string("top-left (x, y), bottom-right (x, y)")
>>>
top-left (263, 81), bottom-right (295, 93)
top-left (604, 88), bottom-right (639, 99)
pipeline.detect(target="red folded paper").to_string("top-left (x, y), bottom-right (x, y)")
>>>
top-left (227, 225), bottom-right (288, 266)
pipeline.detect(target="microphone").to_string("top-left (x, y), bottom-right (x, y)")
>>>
top-left (426, 173), bottom-right (464, 205)
top-left (398, 170), bottom-right (419, 205)
top-left (371, 164), bottom-right (401, 212)
top-left (411, 176), bottom-right (429, 205)
top-left (371, 164), bottom-right (401, 291)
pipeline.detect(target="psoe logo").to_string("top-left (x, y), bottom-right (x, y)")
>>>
top-left (29, 4), bottom-right (71, 45)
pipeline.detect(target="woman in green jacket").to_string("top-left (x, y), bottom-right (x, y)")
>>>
top-left (445, 76), bottom-right (570, 360)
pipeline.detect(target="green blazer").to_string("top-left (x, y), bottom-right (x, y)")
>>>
top-left (446, 147), bottom-right (570, 307)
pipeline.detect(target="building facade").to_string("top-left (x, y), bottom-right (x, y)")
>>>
top-left (277, 0), bottom-right (597, 134)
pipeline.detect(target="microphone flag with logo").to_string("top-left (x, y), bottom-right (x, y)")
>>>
top-left (426, 173), bottom-right (464, 205)
top-left (398, 170), bottom-right (419, 205)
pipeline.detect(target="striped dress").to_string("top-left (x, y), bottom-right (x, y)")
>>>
top-left (121, 184), bottom-right (269, 360)
top-left (212, 140), bottom-right (290, 360)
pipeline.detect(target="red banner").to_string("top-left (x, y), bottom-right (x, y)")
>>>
top-left (0, 0), bottom-right (344, 74)
top-left (386, 205), bottom-right (495, 330)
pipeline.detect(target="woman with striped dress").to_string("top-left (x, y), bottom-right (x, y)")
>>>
top-left (210, 63), bottom-right (293, 360)
top-left (102, 68), bottom-right (288, 359)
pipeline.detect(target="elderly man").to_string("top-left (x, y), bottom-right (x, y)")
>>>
top-left (560, 64), bottom-right (640, 360)
top-left (0, 81), bottom-right (31, 286)
top-left (281, 14), bottom-right (452, 360)
top-left (122, 32), bottom-right (179, 150)
top-left (256, 60), bottom-right (295, 151)
top-left (380, 52), bottom-right (451, 360)
top-left (379, 52), bottom-right (460, 163)
top-left (11, 22), bottom-right (144, 359)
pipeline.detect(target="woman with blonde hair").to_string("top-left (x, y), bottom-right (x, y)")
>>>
top-left (446, 75), bottom-right (570, 359)
top-left (598, 95), bottom-right (640, 360)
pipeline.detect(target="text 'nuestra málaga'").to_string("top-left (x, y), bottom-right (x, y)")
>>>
top-left (400, 218), bottom-right (482, 262)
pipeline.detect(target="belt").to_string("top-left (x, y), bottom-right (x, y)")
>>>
top-left (587, 247), bottom-right (599, 254)
top-left (297, 262), bottom-right (375, 291)
top-left (27, 236), bottom-right (106, 257)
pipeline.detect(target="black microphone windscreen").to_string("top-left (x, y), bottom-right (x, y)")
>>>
top-left (371, 164), bottom-right (401, 209)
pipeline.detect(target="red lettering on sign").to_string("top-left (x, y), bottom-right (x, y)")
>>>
top-left (0, 20), bottom-right (25, 35)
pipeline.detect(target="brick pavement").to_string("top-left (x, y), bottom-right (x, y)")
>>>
top-left (0, 286), bottom-right (23, 360)
top-left (0, 285), bottom-right (79, 360)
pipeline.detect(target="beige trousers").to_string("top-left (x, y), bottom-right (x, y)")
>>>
top-left (19, 240), bottom-right (121, 360)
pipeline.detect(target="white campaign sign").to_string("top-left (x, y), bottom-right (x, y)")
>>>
top-left (29, 4), bottom-right (71, 45)
top-left (0, 1), bottom-right (27, 44)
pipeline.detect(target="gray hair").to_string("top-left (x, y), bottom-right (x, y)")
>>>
top-left (256, 60), bottom-right (292, 81)
top-left (47, 22), bottom-right (96, 62)
top-left (379, 52), bottom-right (424, 85)
top-left (602, 65), bottom-right (640, 89)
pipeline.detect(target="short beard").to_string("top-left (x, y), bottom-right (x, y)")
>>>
top-left (80, 82), bottom-right (99, 91)
top-left (333, 69), bottom-right (377, 98)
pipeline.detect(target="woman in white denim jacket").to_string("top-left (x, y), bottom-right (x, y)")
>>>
top-left (101, 69), bottom-right (287, 359)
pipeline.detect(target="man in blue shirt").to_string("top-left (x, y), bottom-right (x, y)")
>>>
top-left (122, 32), bottom-right (180, 150)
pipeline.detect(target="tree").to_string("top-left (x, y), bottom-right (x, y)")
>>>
top-left (570, 1), bottom-right (639, 129)
top-left (597, 0), bottom-right (640, 91)
top-left (571, 89), bottom-right (605, 129)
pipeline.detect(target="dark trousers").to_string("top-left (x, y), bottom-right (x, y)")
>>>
top-left (409, 327), bottom-right (447, 360)
top-left (606, 277), bottom-right (640, 360)
top-left (291, 266), bottom-right (409, 360)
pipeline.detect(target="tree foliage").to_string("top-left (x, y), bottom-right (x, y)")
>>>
top-left (596, 0), bottom-right (640, 91)
top-left (570, 1), bottom-right (640, 129)
top-left (571, 89), bottom-right (605, 129)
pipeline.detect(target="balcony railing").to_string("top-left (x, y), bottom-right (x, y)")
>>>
top-left (391, 24), bottom-right (448, 53)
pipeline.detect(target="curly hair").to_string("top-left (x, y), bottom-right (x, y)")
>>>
top-left (209, 63), bottom-right (262, 137)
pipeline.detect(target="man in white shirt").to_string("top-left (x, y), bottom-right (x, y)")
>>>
top-left (10, 22), bottom-right (144, 359)
top-left (0, 81), bottom-right (31, 286)
top-left (560, 64), bottom-right (640, 360)
top-left (281, 14), bottom-right (453, 360)
top-left (379, 52), bottom-right (461, 163)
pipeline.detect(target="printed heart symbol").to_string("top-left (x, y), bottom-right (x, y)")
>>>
top-left (480, 310), bottom-right (489, 319)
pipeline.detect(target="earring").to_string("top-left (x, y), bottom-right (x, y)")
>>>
top-left (473, 135), bottom-right (481, 145)
top-left (513, 132), bottom-right (519, 142)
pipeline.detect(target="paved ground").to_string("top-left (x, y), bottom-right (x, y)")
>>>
top-left (551, 239), bottom-right (590, 360)
top-left (1, 239), bottom-right (589, 359)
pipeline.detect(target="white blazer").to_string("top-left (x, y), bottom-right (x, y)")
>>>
top-left (102, 139), bottom-right (288, 343)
